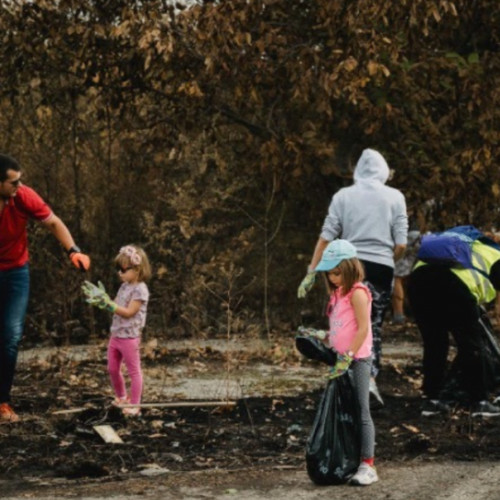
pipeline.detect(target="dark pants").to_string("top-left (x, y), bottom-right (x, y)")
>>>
top-left (408, 265), bottom-right (495, 403)
top-left (0, 264), bottom-right (30, 403)
top-left (361, 260), bottom-right (393, 378)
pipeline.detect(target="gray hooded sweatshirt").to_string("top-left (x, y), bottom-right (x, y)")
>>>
top-left (320, 149), bottom-right (408, 268)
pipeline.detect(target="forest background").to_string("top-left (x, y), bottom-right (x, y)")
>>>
top-left (0, 0), bottom-right (498, 343)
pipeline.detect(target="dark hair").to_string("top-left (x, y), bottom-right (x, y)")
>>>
top-left (0, 154), bottom-right (20, 182)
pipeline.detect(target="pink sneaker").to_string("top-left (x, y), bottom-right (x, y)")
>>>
top-left (112, 396), bottom-right (130, 407)
top-left (122, 407), bottom-right (141, 417)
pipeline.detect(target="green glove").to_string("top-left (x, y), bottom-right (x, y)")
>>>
top-left (82, 280), bottom-right (106, 301)
top-left (82, 280), bottom-right (118, 313)
top-left (297, 326), bottom-right (327, 340)
top-left (328, 353), bottom-right (353, 379)
top-left (297, 271), bottom-right (316, 298)
top-left (92, 294), bottom-right (118, 313)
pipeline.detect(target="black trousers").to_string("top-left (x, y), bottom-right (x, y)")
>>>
top-left (408, 265), bottom-right (496, 402)
top-left (360, 260), bottom-right (393, 378)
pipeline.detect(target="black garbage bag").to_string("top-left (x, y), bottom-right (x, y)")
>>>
top-left (478, 310), bottom-right (500, 387)
top-left (305, 372), bottom-right (360, 485)
top-left (440, 310), bottom-right (500, 402)
top-left (295, 335), bottom-right (337, 366)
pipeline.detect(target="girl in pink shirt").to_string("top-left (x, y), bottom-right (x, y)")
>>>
top-left (314, 239), bottom-right (378, 486)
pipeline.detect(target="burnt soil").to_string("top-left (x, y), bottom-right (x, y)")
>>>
top-left (2, 322), bottom-right (500, 498)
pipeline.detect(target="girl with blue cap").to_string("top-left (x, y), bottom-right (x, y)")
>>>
top-left (315, 239), bottom-right (379, 486)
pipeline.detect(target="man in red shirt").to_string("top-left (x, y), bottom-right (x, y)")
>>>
top-left (0, 154), bottom-right (90, 423)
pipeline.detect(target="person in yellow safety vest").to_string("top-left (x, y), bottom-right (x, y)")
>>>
top-left (408, 240), bottom-right (500, 418)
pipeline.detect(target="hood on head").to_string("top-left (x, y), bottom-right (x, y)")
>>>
top-left (353, 149), bottom-right (390, 184)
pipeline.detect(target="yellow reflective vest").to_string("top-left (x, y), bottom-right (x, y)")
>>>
top-left (413, 241), bottom-right (500, 305)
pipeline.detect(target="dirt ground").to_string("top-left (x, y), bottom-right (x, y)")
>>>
top-left (2, 321), bottom-right (500, 499)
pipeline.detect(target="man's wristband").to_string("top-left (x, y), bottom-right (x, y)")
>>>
top-left (67, 245), bottom-right (81, 255)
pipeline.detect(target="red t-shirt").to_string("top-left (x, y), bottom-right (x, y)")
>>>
top-left (0, 185), bottom-right (52, 270)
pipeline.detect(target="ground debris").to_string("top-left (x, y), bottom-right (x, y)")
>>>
top-left (93, 425), bottom-right (124, 444)
top-left (4, 323), bottom-right (500, 492)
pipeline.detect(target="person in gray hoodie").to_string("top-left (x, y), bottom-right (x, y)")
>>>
top-left (298, 148), bottom-right (408, 407)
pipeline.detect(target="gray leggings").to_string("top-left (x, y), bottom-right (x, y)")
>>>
top-left (350, 358), bottom-right (375, 458)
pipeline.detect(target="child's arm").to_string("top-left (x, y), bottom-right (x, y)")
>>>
top-left (347, 288), bottom-right (371, 356)
top-left (82, 281), bottom-right (142, 317)
top-left (113, 299), bottom-right (142, 319)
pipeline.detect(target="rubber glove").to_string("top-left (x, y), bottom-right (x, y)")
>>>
top-left (297, 326), bottom-right (327, 340)
top-left (82, 280), bottom-right (106, 301)
top-left (328, 352), bottom-right (353, 379)
top-left (297, 271), bottom-right (316, 298)
top-left (82, 280), bottom-right (118, 313)
top-left (68, 246), bottom-right (90, 271)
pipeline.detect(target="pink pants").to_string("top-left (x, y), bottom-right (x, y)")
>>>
top-left (107, 337), bottom-right (143, 404)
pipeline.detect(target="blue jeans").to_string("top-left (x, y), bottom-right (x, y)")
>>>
top-left (0, 264), bottom-right (30, 403)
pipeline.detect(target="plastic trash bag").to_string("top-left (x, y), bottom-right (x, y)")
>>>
top-left (295, 335), bottom-right (337, 366)
top-left (440, 311), bottom-right (500, 402)
top-left (306, 373), bottom-right (360, 485)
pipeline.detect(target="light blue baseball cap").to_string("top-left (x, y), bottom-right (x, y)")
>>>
top-left (315, 239), bottom-right (357, 272)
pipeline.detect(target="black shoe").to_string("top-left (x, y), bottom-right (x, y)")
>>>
top-left (295, 336), bottom-right (337, 366)
top-left (421, 399), bottom-right (451, 417)
top-left (471, 400), bottom-right (500, 418)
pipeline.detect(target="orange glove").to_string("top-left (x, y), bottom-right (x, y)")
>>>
top-left (68, 246), bottom-right (90, 271)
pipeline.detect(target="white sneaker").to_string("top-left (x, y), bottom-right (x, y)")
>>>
top-left (471, 400), bottom-right (500, 418)
top-left (349, 463), bottom-right (379, 486)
